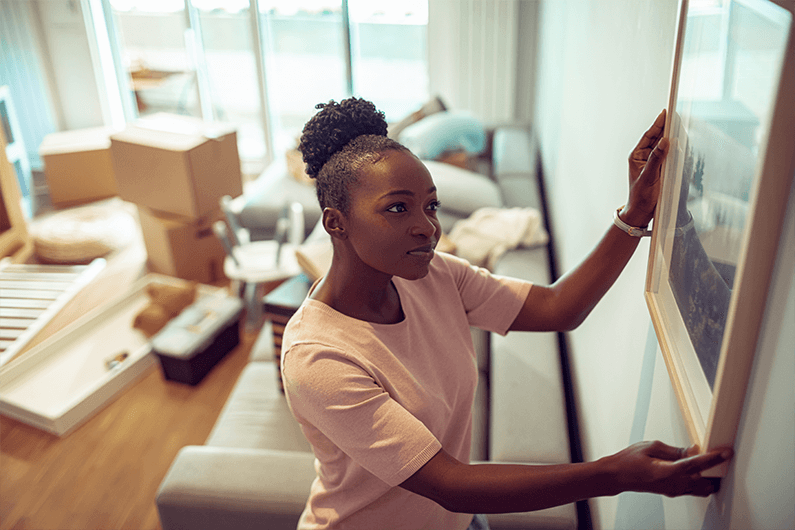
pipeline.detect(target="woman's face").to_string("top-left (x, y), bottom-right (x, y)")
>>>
top-left (343, 150), bottom-right (441, 281)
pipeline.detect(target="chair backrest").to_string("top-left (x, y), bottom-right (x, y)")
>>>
top-left (215, 199), bottom-right (305, 273)
top-left (219, 195), bottom-right (250, 246)
top-left (211, 220), bottom-right (240, 266)
top-left (287, 202), bottom-right (305, 246)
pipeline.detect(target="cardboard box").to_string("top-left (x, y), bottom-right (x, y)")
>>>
top-left (137, 206), bottom-right (226, 284)
top-left (39, 127), bottom-right (118, 207)
top-left (110, 114), bottom-right (242, 219)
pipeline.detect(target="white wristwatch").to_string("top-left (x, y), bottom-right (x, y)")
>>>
top-left (613, 206), bottom-right (652, 237)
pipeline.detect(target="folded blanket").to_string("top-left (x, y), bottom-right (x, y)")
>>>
top-left (448, 207), bottom-right (549, 270)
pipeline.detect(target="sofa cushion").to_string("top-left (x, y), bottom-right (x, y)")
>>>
top-left (157, 447), bottom-right (316, 530)
top-left (490, 328), bottom-right (571, 465)
top-left (488, 248), bottom-right (570, 464)
top-left (470, 372), bottom-right (489, 462)
top-left (492, 126), bottom-right (536, 178)
top-left (470, 326), bottom-right (490, 462)
top-left (398, 110), bottom-right (486, 160)
top-left (238, 159), bottom-right (322, 242)
top-left (423, 160), bottom-right (503, 217)
top-left (498, 176), bottom-right (543, 211)
top-left (205, 362), bottom-right (311, 452)
top-left (387, 96), bottom-right (447, 139)
top-left (493, 247), bottom-right (551, 284)
top-left (436, 209), bottom-right (465, 234)
top-left (249, 320), bottom-right (275, 362)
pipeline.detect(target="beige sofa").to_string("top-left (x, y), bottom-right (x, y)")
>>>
top-left (156, 126), bottom-right (580, 529)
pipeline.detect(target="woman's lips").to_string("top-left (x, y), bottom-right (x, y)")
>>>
top-left (407, 245), bottom-right (435, 258)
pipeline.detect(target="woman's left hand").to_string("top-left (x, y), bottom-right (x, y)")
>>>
top-left (621, 109), bottom-right (669, 228)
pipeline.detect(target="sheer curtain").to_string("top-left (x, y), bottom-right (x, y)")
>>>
top-left (428, 0), bottom-right (537, 125)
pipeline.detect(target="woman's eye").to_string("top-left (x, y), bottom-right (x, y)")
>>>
top-left (387, 203), bottom-right (408, 213)
top-left (427, 200), bottom-right (441, 212)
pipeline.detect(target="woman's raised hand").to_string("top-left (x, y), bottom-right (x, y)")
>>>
top-left (622, 109), bottom-right (669, 228)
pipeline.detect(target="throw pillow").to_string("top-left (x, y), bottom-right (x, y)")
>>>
top-left (387, 96), bottom-right (447, 139)
top-left (398, 110), bottom-right (487, 160)
top-left (422, 159), bottom-right (503, 217)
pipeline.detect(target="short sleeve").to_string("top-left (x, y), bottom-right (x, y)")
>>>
top-left (282, 343), bottom-right (442, 487)
top-left (437, 252), bottom-right (531, 336)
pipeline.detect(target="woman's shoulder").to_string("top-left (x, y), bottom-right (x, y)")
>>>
top-left (283, 299), bottom-right (378, 354)
top-left (426, 250), bottom-right (477, 279)
top-left (432, 249), bottom-right (468, 268)
top-left (419, 250), bottom-right (532, 313)
top-left (422, 250), bottom-right (496, 288)
top-left (395, 251), bottom-right (487, 307)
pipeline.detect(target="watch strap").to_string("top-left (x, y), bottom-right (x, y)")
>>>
top-left (613, 206), bottom-right (652, 237)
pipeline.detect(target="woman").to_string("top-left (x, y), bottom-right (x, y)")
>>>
top-left (281, 97), bottom-right (731, 530)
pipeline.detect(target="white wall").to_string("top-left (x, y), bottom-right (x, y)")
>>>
top-left (531, 1), bottom-right (795, 529)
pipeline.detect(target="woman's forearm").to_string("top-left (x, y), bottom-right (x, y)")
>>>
top-left (434, 459), bottom-right (614, 514)
top-left (402, 443), bottom-right (730, 514)
top-left (547, 221), bottom-right (643, 331)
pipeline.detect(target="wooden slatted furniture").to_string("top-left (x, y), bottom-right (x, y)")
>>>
top-left (0, 259), bottom-right (106, 366)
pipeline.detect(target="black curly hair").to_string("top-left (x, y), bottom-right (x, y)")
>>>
top-left (298, 97), bottom-right (409, 214)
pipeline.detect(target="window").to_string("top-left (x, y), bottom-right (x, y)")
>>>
top-left (257, 1), bottom-right (349, 155)
top-left (99, 0), bottom-right (429, 175)
top-left (348, 0), bottom-right (429, 122)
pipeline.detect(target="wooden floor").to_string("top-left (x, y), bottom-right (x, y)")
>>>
top-left (0, 198), bottom-right (275, 529)
top-left (0, 326), bottom-right (259, 530)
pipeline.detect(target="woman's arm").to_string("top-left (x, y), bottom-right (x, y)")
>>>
top-left (510, 110), bottom-right (669, 332)
top-left (400, 442), bottom-right (731, 514)
top-left (510, 221), bottom-right (645, 332)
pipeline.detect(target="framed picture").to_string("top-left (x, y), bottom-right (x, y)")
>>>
top-left (645, 0), bottom-right (794, 476)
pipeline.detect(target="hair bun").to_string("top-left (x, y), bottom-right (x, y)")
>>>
top-left (299, 97), bottom-right (388, 179)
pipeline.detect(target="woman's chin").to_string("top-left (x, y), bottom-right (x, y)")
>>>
top-left (397, 263), bottom-right (432, 281)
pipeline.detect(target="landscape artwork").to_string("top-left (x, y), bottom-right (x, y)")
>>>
top-left (645, 0), bottom-right (793, 474)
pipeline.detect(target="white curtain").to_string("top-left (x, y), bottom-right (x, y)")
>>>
top-left (428, 0), bottom-right (536, 125)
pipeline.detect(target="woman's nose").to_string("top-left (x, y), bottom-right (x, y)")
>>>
top-left (410, 212), bottom-right (438, 238)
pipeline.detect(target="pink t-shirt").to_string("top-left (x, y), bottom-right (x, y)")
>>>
top-left (281, 252), bottom-right (531, 529)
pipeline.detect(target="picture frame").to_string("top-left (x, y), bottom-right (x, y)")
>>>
top-left (645, 0), bottom-right (794, 477)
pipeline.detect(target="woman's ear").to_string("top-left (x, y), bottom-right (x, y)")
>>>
top-left (323, 208), bottom-right (347, 240)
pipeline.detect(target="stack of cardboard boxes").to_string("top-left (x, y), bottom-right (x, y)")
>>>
top-left (110, 114), bottom-right (242, 284)
top-left (39, 113), bottom-right (242, 284)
